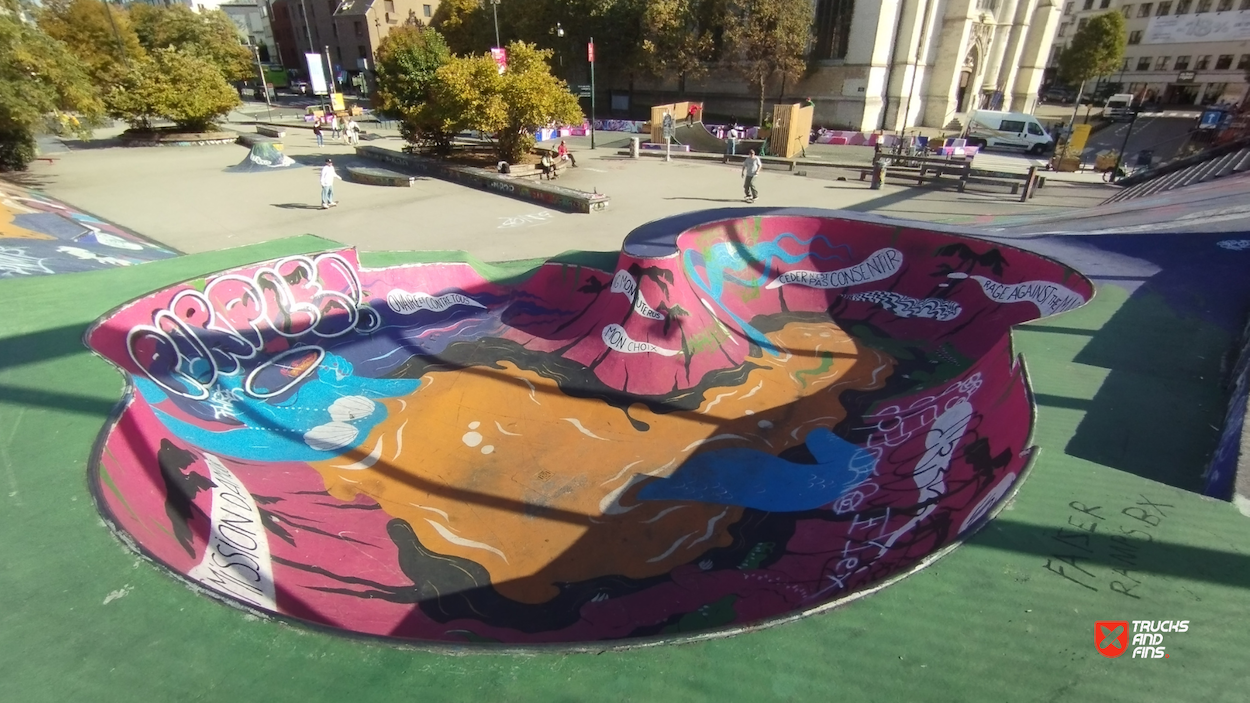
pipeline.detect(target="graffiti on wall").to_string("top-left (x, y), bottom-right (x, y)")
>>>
top-left (86, 211), bottom-right (1091, 645)
top-left (0, 182), bottom-right (175, 277)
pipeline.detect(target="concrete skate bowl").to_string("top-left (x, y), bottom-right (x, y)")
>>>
top-left (85, 209), bottom-right (1093, 647)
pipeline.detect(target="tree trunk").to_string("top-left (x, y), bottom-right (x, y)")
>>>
top-left (757, 77), bottom-right (766, 126)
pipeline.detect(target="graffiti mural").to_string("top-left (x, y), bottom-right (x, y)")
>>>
top-left (86, 210), bottom-right (1092, 645)
top-left (0, 181), bottom-right (176, 277)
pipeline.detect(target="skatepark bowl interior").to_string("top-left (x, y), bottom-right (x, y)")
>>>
top-left (85, 210), bottom-right (1094, 646)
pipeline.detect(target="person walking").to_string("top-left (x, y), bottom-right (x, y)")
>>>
top-left (320, 159), bottom-right (341, 209)
top-left (330, 114), bottom-right (341, 142)
top-left (313, 121), bottom-right (324, 147)
top-left (741, 149), bottom-right (761, 203)
top-left (346, 118), bottom-right (360, 146)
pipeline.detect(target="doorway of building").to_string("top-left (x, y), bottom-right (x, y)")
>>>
top-left (1164, 83), bottom-right (1199, 105)
top-left (956, 71), bottom-right (972, 112)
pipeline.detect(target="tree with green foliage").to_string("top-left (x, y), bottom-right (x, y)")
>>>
top-left (373, 25), bottom-right (455, 152)
top-left (107, 47), bottom-right (239, 131)
top-left (129, 4), bottom-right (253, 82)
top-left (1, 0), bottom-right (103, 170)
top-left (431, 42), bottom-right (583, 162)
top-left (38, 0), bottom-right (145, 86)
top-left (1058, 11), bottom-right (1126, 125)
top-left (430, 0), bottom-right (495, 53)
top-left (722, 0), bottom-right (813, 125)
top-left (639, 0), bottom-right (717, 91)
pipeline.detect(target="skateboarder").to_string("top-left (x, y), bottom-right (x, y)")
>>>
top-left (686, 103), bottom-right (701, 127)
top-left (320, 159), bottom-right (341, 209)
top-left (741, 149), bottom-right (761, 203)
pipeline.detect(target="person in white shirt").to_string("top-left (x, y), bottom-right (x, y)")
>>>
top-left (346, 118), bottom-right (360, 145)
top-left (320, 159), bottom-right (341, 209)
top-left (741, 149), bottom-right (762, 202)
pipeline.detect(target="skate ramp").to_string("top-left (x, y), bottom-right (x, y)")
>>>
top-left (0, 180), bottom-right (176, 277)
top-left (85, 210), bottom-right (1093, 645)
top-left (672, 121), bottom-right (728, 153)
top-left (226, 141), bottom-right (301, 172)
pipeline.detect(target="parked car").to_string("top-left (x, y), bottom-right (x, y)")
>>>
top-left (290, 80), bottom-right (310, 95)
top-left (1041, 86), bottom-right (1075, 103)
top-left (965, 109), bottom-right (1056, 155)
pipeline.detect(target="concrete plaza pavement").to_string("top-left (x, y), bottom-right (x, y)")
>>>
top-left (22, 125), bottom-right (1115, 263)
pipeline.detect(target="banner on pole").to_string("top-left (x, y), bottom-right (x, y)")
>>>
top-left (305, 53), bottom-right (329, 95)
top-left (587, 41), bottom-right (595, 63)
top-left (490, 47), bottom-right (507, 74)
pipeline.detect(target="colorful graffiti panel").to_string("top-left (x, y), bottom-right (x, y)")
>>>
top-left (86, 211), bottom-right (1092, 645)
top-left (0, 181), bottom-right (176, 277)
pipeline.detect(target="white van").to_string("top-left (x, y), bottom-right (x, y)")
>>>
top-left (965, 110), bottom-right (1055, 155)
top-left (1104, 93), bottom-right (1136, 122)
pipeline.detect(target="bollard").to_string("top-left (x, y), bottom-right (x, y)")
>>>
top-left (870, 162), bottom-right (886, 190)
top-left (1021, 166), bottom-right (1038, 202)
top-left (629, 137), bottom-right (640, 159)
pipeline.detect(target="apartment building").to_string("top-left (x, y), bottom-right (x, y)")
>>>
top-left (1049, 0), bottom-right (1250, 105)
top-left (270, 0), bottom-right (439, 85)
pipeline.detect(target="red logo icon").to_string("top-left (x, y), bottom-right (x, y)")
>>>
top-left (1096, 621), bottom-right (1129, 658)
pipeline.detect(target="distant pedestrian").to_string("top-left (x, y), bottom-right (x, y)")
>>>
top-left (741, 149), bottom-right (761, 203)
top-left (330, 114), bottom-right (341, 141)
top-left (346, 118), bottom-right (360, 145)
top-left (557, 140), bottom-right (576, 167)
top-left (320, 159), bottom-right (341, 209)
top-left (313, 121), bottom-right (324, 147)
top-left (686, 103), bottom-right (701, 127)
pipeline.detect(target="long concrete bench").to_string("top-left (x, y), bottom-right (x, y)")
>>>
top-left (346, 166), bottom-right (416, 187)
top-left (356, 145), bottom-right (608, 213)
top-left (256, 125), bottom-right (286, 138)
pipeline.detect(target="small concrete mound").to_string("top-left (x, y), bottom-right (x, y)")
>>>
top-left (227, 141), bottom-right (301, 172)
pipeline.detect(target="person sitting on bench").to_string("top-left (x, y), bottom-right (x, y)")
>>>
top-left (540, 153), bottom-right (556, 179)
top-left (557, 140), bottom-right (577, 168)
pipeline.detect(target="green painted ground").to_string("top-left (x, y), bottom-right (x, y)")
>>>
top-left (1, 239), bottom-right (1246, 702)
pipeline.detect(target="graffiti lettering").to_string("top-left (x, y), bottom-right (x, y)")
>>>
top-left (848, 290), bottom-right (962, 321)
top-left (386, 289), bottom-right (486, 315)
top-left (0, 246), bottom-right (53, 277)
top-left (610, 270), bottom-right (666, 320)
top-left (766, 248), bottom-right (903, 289)
top-left (912, 400), bottom-right (974, 501)
top-left (969, 276), bottom-right (1085, 317)
top-left (187, 454), bottom-right (276, 609)
top-left (497, 212), bottom-right (553, 229)
top-left (601, 323), bottom-right (679, 356)
top-left (126, 253), bottom-right (379, 400)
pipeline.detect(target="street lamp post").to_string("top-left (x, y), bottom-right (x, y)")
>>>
top-left (555, 22), bottom-right (564, 69)
top-left (490, 0), bottom-right (501, 48)
top-left (251, 42), bottom-right (273, 120)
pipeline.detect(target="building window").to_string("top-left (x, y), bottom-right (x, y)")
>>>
top-left (1122, 4), bottom-right (1133, 16)
top-left (1215, 54), bottom-right (1233, 69)
top-left (336, 46), bottom-right (342, 61)
top-left (1138, 3), bottom-right (1153, 15)
top-left (1122, 57), bottom-right (1132, 70)
top-left (1064, 1), bottom-right (1073, 13)
top-left (1059, 23), bottom-right (1069, 36)
top-left (1137, 56), bottom-right (1152, 70)
top-left (1175, 55), bottom-right (1191, 69)
top-left (1195, 54), bottom-right (1211, 69)
top-left (384, 0), bottom-right (395, 11)
top-left (1078, 17), bottom-right (1089, 29)
top-left (359, 45), bottom-right (368, 59)
top-left (1100, 0), bottom-right (1111, 7)
top-left (1083, 0), bottom-right (1093, 9)
top-left (1217, 0), bottom-right (1233, 9)
top-left (1195, 0), bottom-right (1211, 11)
top-left (1155, 56), bottom-right (1170, 70)
top-left (422, 4), bottom-right (431, 16)
top-left (1238, 54), bottom-right (1250, 69)
top-left (1129, 29), bottom-right (1143, 43)
top-left (1157, 1), bottom-right (1172, 13)
top-left (1176, 0), bottom-right (1192, 11)
top-left (813, 0), bottom-right (854, 61)
top-left (354, 20), bottom-right (362, 36)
